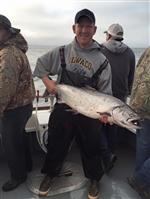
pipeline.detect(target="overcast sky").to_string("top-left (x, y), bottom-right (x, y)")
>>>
top-left (0, 0), bottom-right (149, 47)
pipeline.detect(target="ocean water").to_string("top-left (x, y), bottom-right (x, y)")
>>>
top-left (27, 45), bottom-right (146, 105)
top-left (28, 45), bottom-right (146, 72)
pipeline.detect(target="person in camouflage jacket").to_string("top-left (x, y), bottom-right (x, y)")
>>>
top-left (0, 14), bottom-right (35, 192)
top-left (130, 47), bottom-right (150, 119)
top-left (127, 48), bottom-right (150, 199)
top-left (0, 24), bottom-right (35, 116)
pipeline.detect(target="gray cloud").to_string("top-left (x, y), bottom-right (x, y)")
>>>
top-left (0, 0), bottom-right (149, 47)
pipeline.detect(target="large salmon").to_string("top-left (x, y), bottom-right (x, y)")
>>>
top-left (56, 84), bottom-right (140, 132)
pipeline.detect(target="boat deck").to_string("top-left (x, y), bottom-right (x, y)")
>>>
top-left (0, 133), bottom-right (141, 199)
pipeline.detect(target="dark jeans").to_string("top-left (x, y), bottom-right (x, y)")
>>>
top-left (99, 126), bottom-right (112, 162)
top-left (1, 104), bottom-right (33, 180)
top-left (42, 103), bottom-right (104, 181)
top-left (103, 124), bottom-right (118, 153)
top-left (134, 119), bottom-right (150, 187)
top-left (100, 96), bottom-right (127, 164)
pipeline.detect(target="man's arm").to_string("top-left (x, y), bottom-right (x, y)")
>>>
top-left (42, 76), bottom-right (57, 95)
top-left (96, 60), bottom-right (112, 95)
top-left (33, 48), bottom-right (61, 79)
top-left (128, 50), bottom-right (135, 95)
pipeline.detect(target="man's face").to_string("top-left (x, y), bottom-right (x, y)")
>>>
top-left (0, 25), bottom-right (9, 43)
top-left (72, 17), bottom-right (97, 48)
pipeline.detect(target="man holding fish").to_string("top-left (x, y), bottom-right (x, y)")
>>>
top-left (34, 8), bottom-right (112, 199)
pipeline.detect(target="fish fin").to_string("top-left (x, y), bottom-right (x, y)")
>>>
top-left (65, 109), bottom-right (79, 115)
top-left (97, 112), bottom-right (111, 117)
top-left (82, 85), bottom-right (96, 91)
top-left (128, 128), bottom-right (137, 133)
top-left (57, 98), bottom-right (65, 104)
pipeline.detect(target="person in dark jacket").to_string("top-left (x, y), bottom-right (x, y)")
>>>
top-left (0, 14), bottom-right (35, 191)
top-left (100, 23), bottom-right (135, 170)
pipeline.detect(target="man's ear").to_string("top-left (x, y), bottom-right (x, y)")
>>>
top-left (94, 26), bottom-right (97, 35)
top-left (72, 25), bottom-right (76, 34)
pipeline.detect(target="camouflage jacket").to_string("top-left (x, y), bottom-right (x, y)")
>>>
top-left (130, 47), bottom-right (150, 119)
top-left (0, 33), bottom-right (35, 117)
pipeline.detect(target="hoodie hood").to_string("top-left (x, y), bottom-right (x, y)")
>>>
top-left (102, 39), bottom-right (127, 54)
top-left (0, 33), bottom-right (28, 53)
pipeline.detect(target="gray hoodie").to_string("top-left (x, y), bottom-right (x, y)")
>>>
top-left (101, 39), bottom-right (135, 100)
top-left (34, 38), bottom-right (112, 95)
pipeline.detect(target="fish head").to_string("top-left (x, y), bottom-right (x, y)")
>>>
top-left (112, 105), bottom-right (141, 132)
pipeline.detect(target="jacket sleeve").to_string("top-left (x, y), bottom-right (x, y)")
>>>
top-left (130, 48), bottom-right (150, 118)
top-left (96, 58), bottom-right (112, 95)
top-left (128, 49), bottom-right (135, 95)
top-left (0, 49), bottom-right (19, 117)
top-left (33, 47), bottom-right (61, 79)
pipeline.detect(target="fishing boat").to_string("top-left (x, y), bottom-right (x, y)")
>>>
top-left (0, 94), bottom-right (142, 199)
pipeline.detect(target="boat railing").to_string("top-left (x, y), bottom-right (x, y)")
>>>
top-left (26, 91), bottom-right (56, 152)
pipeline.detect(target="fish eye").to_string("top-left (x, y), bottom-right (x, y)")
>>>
top-left (131, 120), bottom-right (139, 126)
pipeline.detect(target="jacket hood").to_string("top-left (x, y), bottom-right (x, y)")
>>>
top-left (102, 39), bottom-right (128, 54)
top-left (73, 37), bottom-right (101, 51)
top-left (0, 33), bottom-right (28, 53)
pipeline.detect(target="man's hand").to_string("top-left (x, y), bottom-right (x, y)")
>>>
top-left (42, 76), bottom-right (57, 95)
top-left (99, 115), bottom-right (109, 124)
top-left (99, 114), bottom-right (113, 125)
